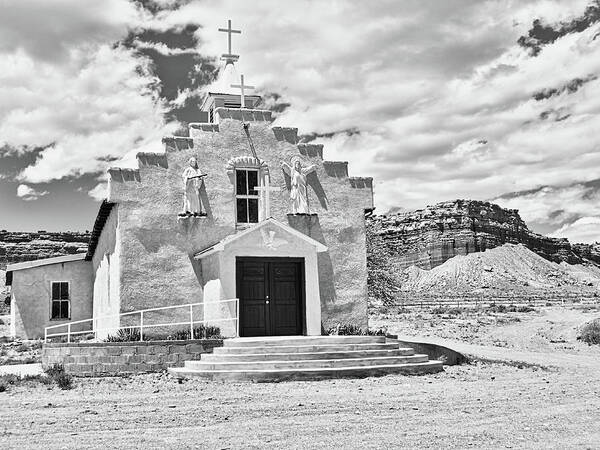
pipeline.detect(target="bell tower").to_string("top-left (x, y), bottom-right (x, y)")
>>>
top-left (200, 20), bottom-right (261, 123)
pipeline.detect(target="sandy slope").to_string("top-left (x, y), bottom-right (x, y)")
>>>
top-left (400, 243), bottom-right (600, 296)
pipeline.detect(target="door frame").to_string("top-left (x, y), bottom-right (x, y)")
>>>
top-left (235, 256), bottom-right (306, 337)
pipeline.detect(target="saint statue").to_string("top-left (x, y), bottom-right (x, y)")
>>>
top-left (281, 156), bottom-right (317, 214)
top-left (180, 157), bottom-right (207, 217)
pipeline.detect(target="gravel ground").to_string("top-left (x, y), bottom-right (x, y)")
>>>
top-left (1, 362), bottom-right (599, 449)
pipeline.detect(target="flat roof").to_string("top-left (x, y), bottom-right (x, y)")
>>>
top-left (6, 253), bottom-right (87, 272)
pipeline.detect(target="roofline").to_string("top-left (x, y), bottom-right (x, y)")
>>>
top-left (194, 218), bottom-right (328, 260)
top-left (6, 253), bottom-right (87, 273)
top-left (85, 200), bottom-right (116, 261)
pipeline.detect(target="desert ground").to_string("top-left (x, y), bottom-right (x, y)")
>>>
top-left (1, 305), bottom-right (599, 449)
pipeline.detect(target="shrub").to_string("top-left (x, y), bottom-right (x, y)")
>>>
top-left (578, 319), bottom-right (600, 345)
top-left (192, 325), bottom-right (222, 339)
top-left (53, 372), bottom-right (73, 390)
top-left (105, 328), bottom-right (141, 342)
top-left (328, 324), bottom-right (365, 335)
top-left (167, 325), bottom-right (222, 340)
top-left (44, 363), bottom-right (66, 378)
top-left (44, 363), bottom-right (73, 389)
top-left (517, 305), bottom-right (535, 313)
top-left (327, 324), bottom-right (388, 336)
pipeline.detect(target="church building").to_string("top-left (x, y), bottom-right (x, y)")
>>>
top-left (5, 25), bottom-right (375, 341)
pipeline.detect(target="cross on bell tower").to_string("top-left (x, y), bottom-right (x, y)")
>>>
top-left (231, 74), bottom-right (255, 110)
top-left (219, 19), bottom-right (241, 64)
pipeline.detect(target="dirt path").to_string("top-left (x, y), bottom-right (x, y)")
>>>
top-left (2, 306), bottom-right (599, 448)
top-left (1, 363), bottom-right (599, 449)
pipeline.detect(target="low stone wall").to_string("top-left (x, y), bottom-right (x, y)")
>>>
top-left (42, 339), bottom-right (223, 377)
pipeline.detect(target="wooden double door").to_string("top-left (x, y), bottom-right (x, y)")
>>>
top-left (236, 257), bottom-right (304, 337)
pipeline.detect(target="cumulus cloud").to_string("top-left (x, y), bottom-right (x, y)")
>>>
top-left (550, 216), bottom-right (600, 243)
top-left (148, 0), bottom-right (600, 217)
top-left (16, 184), bottom-right (48, 201)
top-left (0, 0), bottom-right (147, 61)
top-left (2, 0), bottom-right (600, 239)
top-left (88, 183), bottom-right (108, 201)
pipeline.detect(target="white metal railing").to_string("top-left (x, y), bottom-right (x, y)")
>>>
top-left (44, 298), bottom-right (239, 343)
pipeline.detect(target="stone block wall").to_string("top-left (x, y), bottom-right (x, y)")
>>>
top-left (42, 339), bottom-right (222, 377)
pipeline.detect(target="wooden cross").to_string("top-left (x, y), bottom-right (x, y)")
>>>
top-left (231, 74), bottom-right (255, 109)
top-left (218, 19), bottom-right (241, 62)
top-left (255, 176), bottom-right (281, 221)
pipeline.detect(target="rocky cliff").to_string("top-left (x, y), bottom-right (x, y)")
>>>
top-left (367, 199), bottom-right (600, 272)
top-left (0, 231), bottom-right (90, 270)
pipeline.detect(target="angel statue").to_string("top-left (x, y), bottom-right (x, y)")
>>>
top-left (179, 157), bottom-right (208, 217)
top-left (281, 156), bottom-right (317, 214)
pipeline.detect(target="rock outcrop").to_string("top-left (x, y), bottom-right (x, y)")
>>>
top-left (0, 231), bottom-right (90, 270)
top-left (367, 199), bottom-right (600, 271)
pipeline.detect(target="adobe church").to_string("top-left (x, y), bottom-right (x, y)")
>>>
top-left (6, 25), bottom-right (374, 341)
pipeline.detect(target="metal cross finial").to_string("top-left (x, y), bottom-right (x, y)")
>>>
top-left (231, 74), bottom-right (255, 109)
top-left (218, 19), bottom-right (241, 62)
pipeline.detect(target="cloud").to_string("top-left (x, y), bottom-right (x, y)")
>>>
top-left (492, 180), bottom-right (600, 227)
top-left (0, 0), bottom-right (147, 62)
top-left (0, 43), bottom-right (175, 183)
top-left (88, 183), bottom-right (108, 201)
top-left (550, 216), bottom-right (600, 243)
top-left (2, 0), bottom-right (600, 240)
top-left (16, 184), bottom-right (48, 201)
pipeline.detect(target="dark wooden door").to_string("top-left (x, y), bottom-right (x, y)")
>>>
top-left (236, 257), bottom-right (304, 337)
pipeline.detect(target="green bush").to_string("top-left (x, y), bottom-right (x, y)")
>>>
top-left (44, 363), bottom-right (66, 378)
top-left (327, 324), bottom-right (387, 336)
top-left (44, 363), bottom-right (73, 390)
top-left (53, 372), bottom-right (73, 390)
top-left (169, 325), bottom-right (222, 340)
top-left (578, 319), bottom-right (600, 345)
top-left (0, 373), bottom-right (54, 392)
top-left (105, 328), bottom-right (141, 342)
top-left (105, 325), bottom-right (223, 342)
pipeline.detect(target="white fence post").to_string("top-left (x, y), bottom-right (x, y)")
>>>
top-left (67, 323), bottom-right (71, 343)
top-left (140, 311), bottom-right (144, 341)
top-left (189, 304), bottom-right (194, 339)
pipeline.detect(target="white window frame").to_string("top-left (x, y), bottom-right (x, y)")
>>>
top-left (50, 280), bottom-right (71, 321)
top-left (235, 168), bottom-right (260, 225)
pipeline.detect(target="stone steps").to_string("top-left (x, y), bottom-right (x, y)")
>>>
top-left (213, 342), bottom-right (401, 354)
top-left (202, 348), bottom-right (414, 362)
top-left (169, 336), bottom-right (443, 382)
top-left (221, 335), bottom-right (386, 347)
top-left (185, 354), bottom-right (430, 371)
top-left (170, 361), bottom-right (443, 382)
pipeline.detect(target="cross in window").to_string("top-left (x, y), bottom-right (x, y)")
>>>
top-left (255, 176), bottom-right (281, 221)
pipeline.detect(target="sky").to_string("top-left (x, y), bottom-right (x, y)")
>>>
top-left (0, 0), bottom-right (599, 244)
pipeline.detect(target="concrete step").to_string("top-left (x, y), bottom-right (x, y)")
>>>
top-left (213, 342), bottom-right (402, 354)
top-left (201, 348), bottom-right (415, 362)
top-left (185, 354), bottom-right (430, 371)
top-left (222, 335), bottom-right (386, 347)
top-left (168, 360), bottom-right (444, 382)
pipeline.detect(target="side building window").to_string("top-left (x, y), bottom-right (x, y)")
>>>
top-left (235, 169), bottom-right (259, 224)
top-left (51, 282), bottom-right (70, 320)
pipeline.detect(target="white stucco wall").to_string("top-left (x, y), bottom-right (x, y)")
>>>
top-left (92, 206), bottom-right (120, 337)
top-left (10, 259), bottom-right (93, 339)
